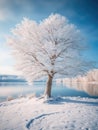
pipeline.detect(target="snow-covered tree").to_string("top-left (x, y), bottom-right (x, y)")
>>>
top-left (7, 14), bottom-right (92, 98)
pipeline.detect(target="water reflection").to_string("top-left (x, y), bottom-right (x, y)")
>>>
top-left (0, 81), bottom-right (98, 103)
top-left (0, 82), bottom-right (46, 102)
top-left (62, 81), bottom-right (98, 96)
top-left (0, 82), bottom-right (45, 96)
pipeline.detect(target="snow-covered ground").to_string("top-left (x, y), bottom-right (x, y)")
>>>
top-left (0, 96), bottom-right (98, 130)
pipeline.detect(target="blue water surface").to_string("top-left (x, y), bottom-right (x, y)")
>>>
top-left (0, 81), bottom-right (98, 102)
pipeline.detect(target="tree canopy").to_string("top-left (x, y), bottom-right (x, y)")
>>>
top-left (7, 14), bottom-right (93, 97)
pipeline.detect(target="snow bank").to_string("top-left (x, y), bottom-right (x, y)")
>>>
top-left (0, 97), bottom-right (98, 130)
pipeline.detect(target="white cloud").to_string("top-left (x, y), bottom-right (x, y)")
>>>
top-left (0, 50), bottom-right (12, 64)
top-left (0, 66), bottom-right (21, 75)
top-left (0, 0), bottom-right (13, 21)
top-left (0, 0), bottom-right (33, 21)
top-left (0, 8), bottom-right (14, 21)
top-left (0, 10), bottom-right (6, 21)
top-left (0, 50), bottom-right (21, 75)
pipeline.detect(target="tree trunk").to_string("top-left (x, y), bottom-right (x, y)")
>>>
top-left (44, 75), bottom-right (53, 98)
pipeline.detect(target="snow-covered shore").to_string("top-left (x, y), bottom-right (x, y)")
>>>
top-left (0, 96), bottom-right (98, 130)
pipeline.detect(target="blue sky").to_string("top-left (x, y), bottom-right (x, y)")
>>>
top-left (0, 0), bottom-right (98, 75)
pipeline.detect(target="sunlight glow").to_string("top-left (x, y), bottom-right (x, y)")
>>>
top-left (0, 66), bottom-right (20, 75)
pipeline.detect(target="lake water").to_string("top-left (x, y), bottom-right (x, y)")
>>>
top-left (0, 81), bottom-right (98, 102)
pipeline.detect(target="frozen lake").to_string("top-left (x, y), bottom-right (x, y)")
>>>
top-left (0, 81), bottom-right (98, 102)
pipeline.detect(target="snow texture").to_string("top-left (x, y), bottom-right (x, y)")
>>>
top-left (0, 97), bottom-right (98, 130)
